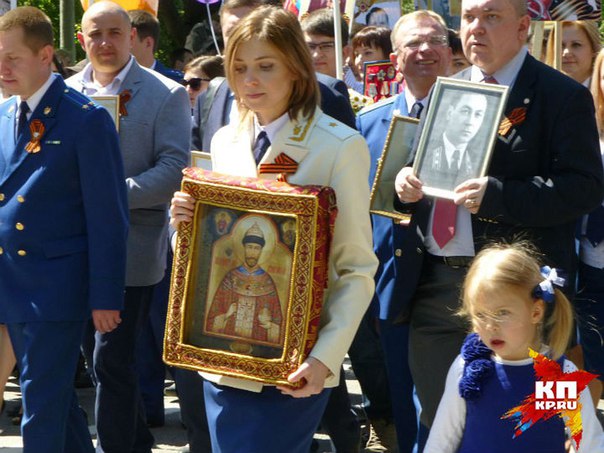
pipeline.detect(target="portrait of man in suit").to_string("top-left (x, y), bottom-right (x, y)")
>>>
top-left (206, 222), bottom-right (283, 347)
top-left (418, 91), bottom-right (488, 193)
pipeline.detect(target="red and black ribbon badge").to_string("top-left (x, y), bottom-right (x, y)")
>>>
top-left (499, 107), bottom-right (527, 136)
top-left (119, 89), bottom-right (132, 117)
top-left (25, 120), bottom-right (45, 154)
top-left (259, 152), bottom-right (298, 182)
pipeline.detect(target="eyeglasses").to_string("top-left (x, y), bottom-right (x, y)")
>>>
top-left (306, 41), bottom-right (336, 53)
top-left (472, 310), bottom-right (516, 328)
top-left (400, 35), bottom-right (448, 50)
top-left (180, 77), bottom-right (210, 90)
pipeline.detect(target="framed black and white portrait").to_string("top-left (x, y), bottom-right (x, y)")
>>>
top-left (370, 114), bottom-right (419, 221)
top-left (191, 151), bottom-right (212, 171)
top-left (0, 0), bottom-right (16, 16)
top-left (90, 95), bottom-right (120, 130)
top-left (413, 77), bottom-right (509, 199)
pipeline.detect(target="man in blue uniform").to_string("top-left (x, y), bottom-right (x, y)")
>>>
top-left (0, 6), bottom-right (128, 452)
top-left (356, 10), bottom-right (452, 452)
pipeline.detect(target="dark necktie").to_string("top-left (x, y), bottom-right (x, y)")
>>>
top-left (253, 131), bottom-right (270, 165)
top-left (483, 75), bottom-right (498, 84)
top-left (410, 101), bottom-right (424, 119)
top-left (586, 205), bottom-right (604, 246)
top-left (450, 149), bottom-right (460, 171)
top-left (17, 101), bottom-right (30, 138)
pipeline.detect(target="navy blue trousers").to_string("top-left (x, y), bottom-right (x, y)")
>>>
top-left (204, 381), bottom-right (331, 453)
top-left (94, 286), bottom-right (154, 453)
top-left (8, 320), bottom-right (93, 453)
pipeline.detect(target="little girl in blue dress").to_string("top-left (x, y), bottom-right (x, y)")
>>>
top-left (425, 243), bottom-right (604, 453)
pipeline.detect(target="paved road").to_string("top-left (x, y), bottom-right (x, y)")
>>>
top-left (0, 361), bottom-right (362, 452)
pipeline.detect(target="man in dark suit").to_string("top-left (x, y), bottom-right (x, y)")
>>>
top-left (0, 7), bottom-right (128, 452)
top-left (394, 0), bottom-right (603, 438)
top-left (67, 2), bottom-right (190, 451)
top-left (129, 9), bottom-right (183, 82)
top-left (356, 10), bottom-right (451, 452)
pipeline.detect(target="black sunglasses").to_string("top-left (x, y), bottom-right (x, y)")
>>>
top-left (180, 77), bottom-right (210, 90)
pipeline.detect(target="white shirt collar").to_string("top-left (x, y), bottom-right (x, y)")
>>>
top-left (79, 56), bottom-right (135, 96)
top-left (254, 112), bottom-right (289, 144)
top-left (18, 73), bottom-right (57, 117)
top-left (470, 46), bottom-right (528, 88)
top-left (403, 89), bottom-right (425, 115)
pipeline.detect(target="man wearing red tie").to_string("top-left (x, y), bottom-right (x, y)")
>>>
top-left (394, 0), bottom-right (604, 442)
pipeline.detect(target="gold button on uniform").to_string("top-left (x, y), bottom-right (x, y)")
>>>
top-left (15, 223), bottom-right (24, 231)
top-left (17, 195), bottom-right (25, 203)
top-left (17, 250), bottom-right (26, 256)
top-left (394, 249), bottom-right (402, 257)
top-left (0, 247), bottom-right (3, 255)
top-left (0, 193), bottom-right (4, 201)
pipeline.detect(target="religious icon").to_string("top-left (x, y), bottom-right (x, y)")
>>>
top-left (164, 169), bottom-right (335, 386)
top-left (205, 219), bottom-right (287, 350)
top-left (213, 209), bottom-right (233, 236)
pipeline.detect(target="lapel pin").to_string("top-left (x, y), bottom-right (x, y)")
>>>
top-left (25, 120), bottom-right (45, 154)
top-left (43, 107), bottom-right (51, 115)
top-left (523, 98), bottom-right (530, 105)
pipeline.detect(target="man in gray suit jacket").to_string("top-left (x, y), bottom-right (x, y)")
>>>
top-left (67, 2), bottom-right (190, 451)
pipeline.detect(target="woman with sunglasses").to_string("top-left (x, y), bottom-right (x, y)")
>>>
top-left (181, 55), bottom-right (224, 109)
top-left (170, 6), bottom-right (377, 453)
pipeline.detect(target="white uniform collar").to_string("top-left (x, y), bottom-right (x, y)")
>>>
top-left (18, 72), bottom-right (56, 116)
top-left (254, 112), bottom-right (289, 143)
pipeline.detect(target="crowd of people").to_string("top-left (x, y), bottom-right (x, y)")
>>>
top-left (1, 0), bottom-right (604, 452)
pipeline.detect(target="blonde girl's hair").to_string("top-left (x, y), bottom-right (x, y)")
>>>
top-left (460, 242), bottom-right (574, 359)
top-left (224, 6), bottom-right (320, 123)
top-left (591, 48), bottom-right (604, 135)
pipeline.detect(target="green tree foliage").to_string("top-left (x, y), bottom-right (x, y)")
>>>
top-left (17, 0), bottom-right (215, 66)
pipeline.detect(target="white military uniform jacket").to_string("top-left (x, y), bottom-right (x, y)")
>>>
top-left (205, 107), bottom-right (378, 391)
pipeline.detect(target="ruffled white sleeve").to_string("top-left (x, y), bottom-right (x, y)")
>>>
top-left (424, 355), bottom-right (467, 453)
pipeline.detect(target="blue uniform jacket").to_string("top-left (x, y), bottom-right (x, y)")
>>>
top-left (356, 93), bottom-right (412, 321)
top-left (154, 60), bottom-right (184, 82)
top-left (0, 76), bottom-right (129, 323)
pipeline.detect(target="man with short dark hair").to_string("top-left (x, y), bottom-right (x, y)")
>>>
top-left (129, 9), bottom-right (183, 81)
top-left (0, 6), bottom-right (128, 452)
top-left (300, 8), bottom-right (350, 80)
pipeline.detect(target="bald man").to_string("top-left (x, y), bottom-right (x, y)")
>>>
top-left (66, 2), bottom-right (190, 451)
